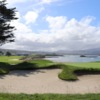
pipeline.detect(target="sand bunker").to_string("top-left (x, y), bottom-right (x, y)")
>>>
top-left (0, 69), bottom-right (100, 94)
top-left (9, 59), bottom-right (19, 61)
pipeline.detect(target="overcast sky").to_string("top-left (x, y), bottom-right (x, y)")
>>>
top-left (1, 0), bottom-right (100, 51)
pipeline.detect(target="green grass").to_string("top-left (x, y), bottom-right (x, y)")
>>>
top-left (58, 64), bottom-right (78, 81)
top-left (0, 56), bottom-right (59, 74)
top-left (0, 93), bottom-right (100, 100)
top-left (59, 62), bottom-right (100, 80)
top-left (29, 59), bottom-right (55, 68)
top-left (66, 62), bottom-right (100, 69)
top-left (0, 56), bottom-right (23, 74)
top-left (1, 56), bottom-right (100, 99)
top-left (0, 56), bottom-right (22, 64)
top-left (12, 60), bottom-right (57, 70)
top-left (0, 56), bottom-right (100, 81)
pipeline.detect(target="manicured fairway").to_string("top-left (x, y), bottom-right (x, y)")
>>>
top-left (0, 56), bottom-right (22, 64)
top-left (66, 62), bottom-right (100, 69)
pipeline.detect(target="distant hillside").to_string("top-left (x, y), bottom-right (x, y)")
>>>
top-left (0, 48), bottom-right (53, 55)
top-left (56, 48), bottom-right (100, 55)
top-left (0, 48), bottom-right (33, 55)
top-left (1, 48), bottom-right (100, 55)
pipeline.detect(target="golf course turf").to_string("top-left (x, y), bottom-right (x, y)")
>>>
top-left (0, 56), bottom-right (100, 81)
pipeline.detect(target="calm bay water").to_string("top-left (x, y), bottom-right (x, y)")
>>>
top-left (46, 55), bottom-right (100, 62)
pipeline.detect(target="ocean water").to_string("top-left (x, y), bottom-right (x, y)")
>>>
top-left (45, 55), bottom-right (100, 62)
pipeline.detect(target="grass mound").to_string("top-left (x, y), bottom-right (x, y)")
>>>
top-left (0, 68), bottom-right (9, 74)
top-left (58, 65), bottom-right (78, 81)
top-left (0, 62), bottom-right (10, 74)
top-left (58, 62), bottom-right (100, 81)
top-left (0, 56), bottom-right (100, 81)
top-left (1, 60), bottom-right (100, 81)
top-left (12, 62), bottom-right (38, 70)
top-left (0, 58), bottom-right (59, 73)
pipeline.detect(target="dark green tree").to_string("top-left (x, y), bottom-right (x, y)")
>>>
top-left (6, 51), bottom-right (11, 56)
top-left (0, 51), bottom-right (3, 55)
top-left (0, 0), bottom-right (17, 46)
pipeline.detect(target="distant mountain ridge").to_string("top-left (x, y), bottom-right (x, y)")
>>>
top-left (0, 48), bottom-right (34, 55)
top-left (0, 48), bottom-right (100, 55)
top-left (0, 48), bottom-right (53, 55)
top-left (56, 48), bottom-right (100, 55)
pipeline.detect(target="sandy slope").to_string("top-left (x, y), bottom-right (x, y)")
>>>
top-left (0, 69), bottom-right (100, 94)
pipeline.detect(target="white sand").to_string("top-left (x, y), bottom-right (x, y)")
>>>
top-left (0, 69), bottom-right (100, 94)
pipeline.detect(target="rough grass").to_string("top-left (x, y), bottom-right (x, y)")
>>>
top-left (0, 56), bottom-right (59, 74)
top-left (58, 62), bottom-right (100, 80)
top-left (1, 56), bottom-right (100, 80)
top-left (0, 93), bottom-right (100, 100)
top-left (29, 59), bottom-right (55, 68)
top-left (58, 64), bottom-right (78, 81)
